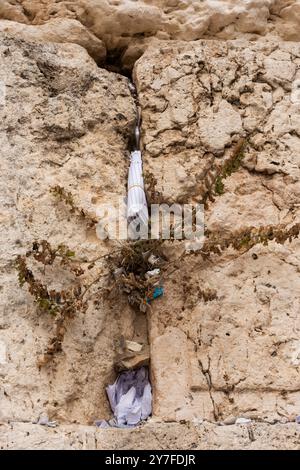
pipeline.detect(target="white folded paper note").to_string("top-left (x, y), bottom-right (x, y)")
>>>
top-left (106, 367), bottom-right (152, 427)
top-left (127, 150), bottom-right (149, 231)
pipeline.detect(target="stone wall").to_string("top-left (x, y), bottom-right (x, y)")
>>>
top-left (135, 39), bottom-right (300, 422)
top-left (0, 1), bottom-right (300, 68)
top-left (0, 0), bottom-right (300, 450)
top-left (0, 34), bottom-right (139, 425)
top-left (1, 421), bottom-right (300, 450)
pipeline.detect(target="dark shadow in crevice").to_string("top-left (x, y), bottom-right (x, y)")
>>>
top-left (100, 47), bottom-right (132, 78)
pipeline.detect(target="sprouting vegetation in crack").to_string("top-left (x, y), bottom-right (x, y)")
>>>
top-left (15, 241), bottom-right (87, 365)
top-left (201, 223), bottom-right (300, 256)
top-left (143, 170), bottom-right (165, 205)
top-left (14, 129), bottom-right (300, 366)
top-left (168, 223), bottom-right (300, 272)
top-left (200, 138), bottom-right (247, 205)
top-left (144, 139), bottom-right (247, 207)
top-left (15, 218), bottom-right (300, 365)
top-left (104, 239), bottom-right (167, 312)
top-left (50, 185), bottom-right (97, 228)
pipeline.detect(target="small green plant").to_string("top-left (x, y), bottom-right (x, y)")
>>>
top-left (16, 241), bottom-right (86, 365)
top-left (222, 138), bottom-right (246, 177)
top-left (214, 175), bottom-right (225, 195)
top-left (50, 185), bottom-right (97, 228)
top-left (16, 220), bottom-right (300, 363)
top-left (143, 170), bottom-right (165, 205)
top-left (200, 138), bottom-right (247, 206)
top-left (201, 223), bottom-right (300, 256)
top-left (165, 223), bottom-right (300, 280)
top-left (16, 151), bottom-right (300, 369)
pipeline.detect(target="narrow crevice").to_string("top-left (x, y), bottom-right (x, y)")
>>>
top-left (127, 78), bottom-right (142, 153)
top-left (94, 56), bottom-right (152, 426)
top-left (100, 48), bottom-right (133, 78)
top-left (198, 358), bottom-right (219, 421)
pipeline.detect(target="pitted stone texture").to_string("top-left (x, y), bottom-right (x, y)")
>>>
top-left (0, 2), bottom-right (300, 450)
top-left (0, 35), bottom-right (136, 425)
top-left (0, 1), bottom-right (300, 67)
top-left (136, 39), bottom-right (300, 423)
top-left (148, 238), bottom-right (300, 423)
top-left (0, 19), bottom-right (106, 62)
top-left (1, 421), bottom-right (300, 450)
top-left (135, 39), bottom-right (300, 205)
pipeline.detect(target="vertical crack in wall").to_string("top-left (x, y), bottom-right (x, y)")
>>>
top-left (198, 358), bottom-right (219, 421)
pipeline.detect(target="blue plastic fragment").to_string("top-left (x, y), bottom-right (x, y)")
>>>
top-left (146, 286), bottom-right (164, 303)
top-left (153, 286), bottom-right (164, 299)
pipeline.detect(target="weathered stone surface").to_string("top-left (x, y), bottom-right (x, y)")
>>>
top-left (151, 327), bottom-right (190, 421)
top-left (1, 0), bottom-right (300, 451)
top-left (135, 39), bottom-right (300, 423)
top-left (135, 38), bottom-right (300, 204)
top-left (0, 34), bottom-right (137, 425)
top-left (1, 421), bottom-right (300, 450)
top-left (0, 18), bottom-right (106, 62)
top-left (1, 1), bottom-right (300, 69)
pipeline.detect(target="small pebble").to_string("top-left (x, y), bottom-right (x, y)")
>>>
top-left (295, 415), bottom-right (300, 424)
top-left (223, 417), bottom-right (236, 425)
